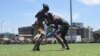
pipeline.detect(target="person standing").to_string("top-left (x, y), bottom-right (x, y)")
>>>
top-left (32, 4), bottom-right (49, 51)
top-left (45, 12), bottom-right (70, 50)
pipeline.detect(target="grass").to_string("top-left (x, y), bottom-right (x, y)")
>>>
top-left (0, 43), bottom-right (100, 56)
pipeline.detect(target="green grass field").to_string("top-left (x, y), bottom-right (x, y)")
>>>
top-left (0, 43), bottom-right (100, 56)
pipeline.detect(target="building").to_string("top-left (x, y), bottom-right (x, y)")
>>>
top-left (67, 23), bottom-right (94, 42)
top-left (93, 29), bottom-right (100, 42)
top-left (72, 22), bottom-right (83, 28)
top-left (18, 26), bottom-right (34, 39)
top-left (18, 22), bottom-right (94, 43)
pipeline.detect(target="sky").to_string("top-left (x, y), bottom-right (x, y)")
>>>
top-left (0, 0), bottom-right (100, 34)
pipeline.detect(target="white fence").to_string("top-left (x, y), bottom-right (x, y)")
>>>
top-left (65, 35), bottom-right (82, 43)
